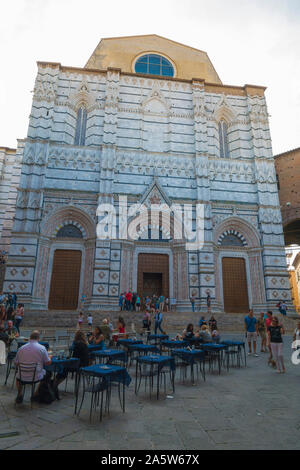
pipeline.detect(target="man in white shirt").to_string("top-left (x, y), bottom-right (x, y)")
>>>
top-left (15, 330), bottom-right (51, 404)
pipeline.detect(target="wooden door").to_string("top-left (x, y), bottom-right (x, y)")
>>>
top-left (222, 257), bottom-right (249, 313)
top-left (48, 250), bottom-right (82, 310)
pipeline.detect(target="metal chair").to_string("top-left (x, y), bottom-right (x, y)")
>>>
top-left (135, 362), bottom-right (160, 397)
top-left (15, 363), bottom-right (41, 407)
top-left (75, 372), bottom-right (110, 422)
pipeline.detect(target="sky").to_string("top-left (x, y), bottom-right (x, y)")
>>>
top-left (0, 0), bottom-right (299, 155)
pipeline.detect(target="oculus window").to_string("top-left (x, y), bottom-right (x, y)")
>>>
top-left (135, 54), bottom-right (174, 77)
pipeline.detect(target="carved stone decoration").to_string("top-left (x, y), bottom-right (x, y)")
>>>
top-left (33, 77), bottom-right (57, 102)
top-left (68, 79), bottom-right (97, 112)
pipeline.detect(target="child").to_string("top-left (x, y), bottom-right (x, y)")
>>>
top-left (88, 313), bottom-right (93, 329)
top-left (77, 312), bottom-right (84, 329)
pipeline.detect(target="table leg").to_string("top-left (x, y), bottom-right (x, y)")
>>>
top-left (122, 373), bottom-right (125, 413)
top-left (74, 372), bottom-right (81, 415)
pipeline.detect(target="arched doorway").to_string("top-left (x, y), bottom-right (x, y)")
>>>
top-left (48, 249), bottom-right (82, 309)
top-left (222, 257), bottom-right (249, 313)
top-left (33, 206), bottom-right (96, 311)
top-left (214, 217), bottom-right (265, 312)
top-left (48, 224), bottom-right (84, 310)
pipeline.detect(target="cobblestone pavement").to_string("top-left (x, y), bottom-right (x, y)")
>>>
top-left (0, 334), bottom-right (299, 450)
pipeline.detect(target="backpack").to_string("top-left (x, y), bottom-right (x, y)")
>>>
top-left (38, 377), bottom-right (57, 404)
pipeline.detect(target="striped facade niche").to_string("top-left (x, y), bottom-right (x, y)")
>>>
top-left (218, 230), bottom-right (247, 247)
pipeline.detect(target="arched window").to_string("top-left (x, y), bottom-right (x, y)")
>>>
top-left (56, 224), bottom-right (83, 239)
top-left (135, 54), bottom-right (174, 77)
top-left (74, 106), bottom-right (87, 146)
top-left (218, 120), bottom-right (229, 158)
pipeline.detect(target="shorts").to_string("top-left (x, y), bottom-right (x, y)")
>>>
top-left (247, 332), bottom-right (257, 342)
top-left (258, 330), bottom-right (266, 341)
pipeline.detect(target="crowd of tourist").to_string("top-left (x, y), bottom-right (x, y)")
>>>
top-left (119, 292), bottom-right (169, 312)
top-left (0, 291), bottom-right (25, 346)
top-left (1, 289), bottom-right (299, 405)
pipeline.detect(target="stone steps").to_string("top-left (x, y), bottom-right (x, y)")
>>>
top-left (22, 309), bottom-right (299, 334)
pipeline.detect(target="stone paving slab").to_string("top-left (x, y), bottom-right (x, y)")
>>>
top-left (1, 333), bottom-right (300, 450)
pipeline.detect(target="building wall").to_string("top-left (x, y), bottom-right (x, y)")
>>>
top-left (275, 148), bottom-right (300, 313)
top-left (0, 39), bottom-right (294, 312)
top-left (275, 147), bottom-right (300, 225)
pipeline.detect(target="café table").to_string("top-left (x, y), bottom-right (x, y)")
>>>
top-left (116, 339), bottom-right (143, 347)
top-left (160, 340), bottom-right (188, 354)
top-left (171, 348), bottom-right (205, 384)
top-left (220, 340), bottom-right (246, 367)
top-left (135, 355), bottom-right (175, 399)
top-left (201, 343), bottom-right (227, 374)
top-left (45, 357), bottom-right (81, 395)
top-left (91, 349), bottom-right (127, 366)
top-left (185, 336), bottom-right (204, 348)
top-left (147, 334), bottom-right (169, 346)
top-left (75, 364), bottom-right (131, 420)
top-left (127, 343), bottom-right (160, 366)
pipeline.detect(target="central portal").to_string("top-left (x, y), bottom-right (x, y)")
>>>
top-left (137, 253), bottom-right (169, 299)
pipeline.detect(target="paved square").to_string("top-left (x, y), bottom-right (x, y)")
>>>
top-left (0, 333), bottom-right (299, 450)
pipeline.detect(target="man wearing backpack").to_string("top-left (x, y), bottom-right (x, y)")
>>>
top-left (245, 309), bottom-right (259, 357)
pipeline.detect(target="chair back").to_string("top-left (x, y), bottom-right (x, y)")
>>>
top-left (18, 362), bottom-right (38, 383)
top-left (0, 340), bottom-right (6, 365)
top-left (9, 338), bottom-right (18, 353)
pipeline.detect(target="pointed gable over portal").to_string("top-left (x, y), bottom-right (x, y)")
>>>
top-left (85, 34), bottom-right (222, 83)
top-left (140, 177), bottom-right (171, 209)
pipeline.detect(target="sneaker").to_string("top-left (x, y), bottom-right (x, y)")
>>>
top-left (15, 395), bottom-right (23, 404)
top-left (248, 352), bottom-right (252, 356)
top-left (254, 354), bottom-right (259, 357)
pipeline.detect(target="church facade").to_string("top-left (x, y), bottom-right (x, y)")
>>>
top-left (0, 35), bottom-right (294, 313)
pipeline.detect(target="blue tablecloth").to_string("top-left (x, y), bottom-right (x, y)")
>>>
top-left (161, 340), bottom-right (188, 349)
top-left (201, 343), bottom-right (227, 350)
top-left (221, 340), bottom-right (245, 347)
top-left (87, 344), bottom-right (106, 352)
top-left (45, 357), bottom-right (80, 375)
top-left (117, 339), bottom-right (143, 347)
top-left (171, 348), bottom-right (205, 364)
top-left (128, 344), bottom-right (160, 354)
top-left (148, 334), bottom-right (169, 341)
top-left (80, 364), bottom-right (131, 387)
top-left (17, 341), bottom-right (49, 350)
top-left (137, 355), bottom-right (176, 371)
top-left (91, 349), bottom-right (127, 362)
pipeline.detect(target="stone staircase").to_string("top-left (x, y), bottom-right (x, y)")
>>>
top-left (22, 309), bottom-right (299, 334)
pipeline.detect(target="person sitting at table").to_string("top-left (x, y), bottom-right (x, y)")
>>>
top-left (88, 326), bottom-right (105, 349)
top-left (113, 317), bottom-right (127, 342)
top-left (5, 320), bottom-right (19, 345)
top-left (14, 330), bottom-right (51, 404)
top-left (182, 323), bottom-right (195, 340)
top-left (53, 330), bottom-right (90, 397)
top-left (198, 325), bottom-right (213, 343)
